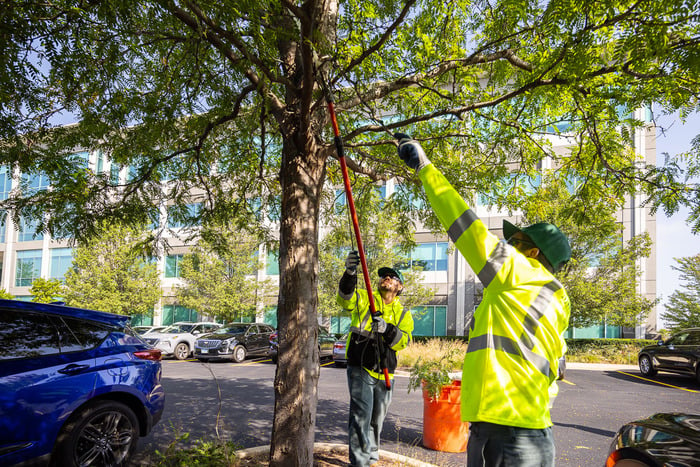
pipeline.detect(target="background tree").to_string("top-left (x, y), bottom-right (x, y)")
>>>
top-left (29, 278), bottom-right (63, 304)
top-left (318, 177), bottom-right (434, 327)
top-left (63, 223), bottom-right (161, 316)
top-left (661, 254), bottom-right (700, 330)
top-left (0, 289), bottom-right (14, 300)
top-left (519, 179), bottom-right (658, 328)
top-left (176, 226), bottom-right (276, 322)
top-left (2, 1), bottom-right (699, 464)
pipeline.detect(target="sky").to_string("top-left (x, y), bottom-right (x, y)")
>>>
top-left (653, 110), bottom-right (700, 329)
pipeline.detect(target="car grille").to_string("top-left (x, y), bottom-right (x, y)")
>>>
top-left (197, 340), bottom-right (222, 349)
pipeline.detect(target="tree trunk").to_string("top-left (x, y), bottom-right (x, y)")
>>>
top-left (270, 133), bottom-right (327, 465)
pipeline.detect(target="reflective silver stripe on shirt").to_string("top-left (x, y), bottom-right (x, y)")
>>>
top-left (447, 209), bottom-right (478, 244)
top-left (520, 280), bottom-right (562, 350)
top-left (477, 241), bottom-right (509, 288)
top-left (468, 333), bottom-right (552, 380)
top-left (467, 280), bottom-right (563, 381)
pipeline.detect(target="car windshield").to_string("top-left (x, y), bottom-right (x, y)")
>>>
top-left (214, 325), bottom-right (248, 334)
top-left (160, 324), bottom-right (195, 333)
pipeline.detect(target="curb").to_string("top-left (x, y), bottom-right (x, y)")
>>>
top-left (235, 442), bottom-right (440, 467)
top-left (565, 362), bottom-right (637, 371)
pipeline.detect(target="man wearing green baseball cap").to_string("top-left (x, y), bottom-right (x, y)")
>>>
top-left (396, 134), bottom-right (571, 467)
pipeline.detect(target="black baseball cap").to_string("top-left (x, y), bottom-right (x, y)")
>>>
top-left (377, 267), bottom-right (404, 284)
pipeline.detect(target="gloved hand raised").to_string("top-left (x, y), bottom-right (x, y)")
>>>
top-left (345, 250), bottom-right (360, 274)
top-left (395, 133), bottom-right (430, 171)
top-left (372, 315), bottom-right (387, 334)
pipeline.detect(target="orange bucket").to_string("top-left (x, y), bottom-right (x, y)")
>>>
top-left (422, 381), bottom-right (469, 452)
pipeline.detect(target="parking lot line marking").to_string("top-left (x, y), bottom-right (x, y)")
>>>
top-left (617, 371), bottom-right (699, 393)
top-left (239, 358), bottom-right (270, 366)
top-left (560, 379), bottom-right (576, 386)
top-left (321, 361), bottom-right (334, 367)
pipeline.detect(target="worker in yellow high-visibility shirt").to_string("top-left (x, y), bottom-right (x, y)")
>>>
top-left (396, 134), bottom-right (571, 467)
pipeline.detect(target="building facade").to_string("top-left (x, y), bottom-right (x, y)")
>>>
top-left (0, 114), bottom-right (657, 338)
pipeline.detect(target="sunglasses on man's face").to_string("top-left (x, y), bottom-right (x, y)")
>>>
top-left (381, 273), bottom-right (400, 281)
top-left (507, 237), bottom-right (536, 250)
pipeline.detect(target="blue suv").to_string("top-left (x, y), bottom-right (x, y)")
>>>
top-left (0, 300), bottom-right (165, 466)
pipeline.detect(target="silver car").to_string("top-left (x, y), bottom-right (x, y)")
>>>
top-left (143, 322), bottom-right (222, 360)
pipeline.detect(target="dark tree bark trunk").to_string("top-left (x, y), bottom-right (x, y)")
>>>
top-left (270, 132), bottom-right (327, 466)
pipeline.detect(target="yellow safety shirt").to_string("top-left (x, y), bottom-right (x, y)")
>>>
top-left (419, 164), bottom-right (570, 429)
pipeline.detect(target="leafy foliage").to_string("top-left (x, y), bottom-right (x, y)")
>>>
top-left (176, 226), bottom-right (276, 323)
top-left (519, 179), bottom-right (658, 327)
top-left (29, 278), bottom-right (63, 303)
top-left (3, 0), bottom-right (699, 463)
top-left (0, 289), bottom-right (14, 300)
top-left (62, 222), bottom-right (161, 316)
top-left (407, 341), bottom-right (465, 401)
top-left (661, 254), bottom-right (700, 329)
top-left (318, 176), bottom-right (434, 321)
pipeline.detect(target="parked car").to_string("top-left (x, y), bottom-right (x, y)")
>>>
top-left (606, 412), bottom-right (700, 466)
top-left (195, 323), bottom-right (275, 362)
top-left (133, 325), bottom-right (166, 335)
top-left (143, 321), bottom-right (222, 360)
top-left (333, 334), bottom-right (349, 367)
top-left (0, 299), bottom-right (165, 466)
top-left (268, 327), bottom-right (336, 364)
top-left (638, 327), bottom-right (700, 384)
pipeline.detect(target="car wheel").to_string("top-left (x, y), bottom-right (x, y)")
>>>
top-left (334, 361), bottom-right (346, 368)
top-left (270, 354), bottom-right (278, 364)
top-left (696, 365), bottom-right (700, 385)
top-left (232, 345), bottom-right (246, 363)
top-left (53, 400), bottom-right (139, 467)
top-left (174, 343), bottom-right (190, 360)
top-left (639, 354), bottom-right (656, 377)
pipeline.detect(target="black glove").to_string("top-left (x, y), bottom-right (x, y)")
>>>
top-left (345, 250), bottom-right (360, 274)
top-left (395, 133), bottom-right (430, 171)
top-left (372, 315), bottom-right (387, 334)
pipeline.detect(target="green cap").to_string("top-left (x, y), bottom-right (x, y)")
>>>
top-left (377, 267), bottom-right (404, 284)
top-left (503, 220), bottom-right (571, 271)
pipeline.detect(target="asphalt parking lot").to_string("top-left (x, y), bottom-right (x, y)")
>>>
top-left (132, 358), bottom-right (700, 466)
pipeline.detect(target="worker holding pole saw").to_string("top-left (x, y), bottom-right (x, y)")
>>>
top-left (317, 63), bottom-right (414, 467)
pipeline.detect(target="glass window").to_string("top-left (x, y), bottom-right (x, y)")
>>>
top-left (167, 203), bottom-right (201, 228)
top-left (161, 305), bottom-right (198, 325)
top-left (50, 248), bottom-right (73, 282)
top-left (96, 151), bottom-right (106, 174)
top-left (394, 183), bottom-right (426, 209)
top-left (412, 306), bottom-right (447, 336)
top-left (0, 166), bottom-right (12, 200)
top-left (0, 309), bottom-right (61, 360)
top-left (15, 250), bottom-right (42, 287)
top-left (263, 306), bottom-right (277, 328)
top-left (18, 216), bottom-right (43, 242)
top-left (0, 210), bottom-right (6, 243)
top-left (70, 151), bottom-right (90, 169)
top-left (110, 163), bottom-right (121, 184)
top-left (266, 250), bottom-right (279, 275)
top-left (165, 255), bottom-right (183, 278)
top-left (405, 242), bottom-right (449, 272)
top-left (59, 316), bottom-right (109, 353)
top-left (21, 172), bottom-right (50, 194)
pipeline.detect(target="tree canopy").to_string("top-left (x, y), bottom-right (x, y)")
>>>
top-left (62, 222), bottom-right (161, 315)
top-left (519, 178), bottom-right (658, 328)
top-left (3, 0), bottom-right (699, 464)
top-left (176, 226), bottom-right (276, 322)
top-left (661, 254), bottom-right (700, 330)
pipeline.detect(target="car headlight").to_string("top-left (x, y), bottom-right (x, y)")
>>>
top-left (221, 337), bottom-right (237, 351)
